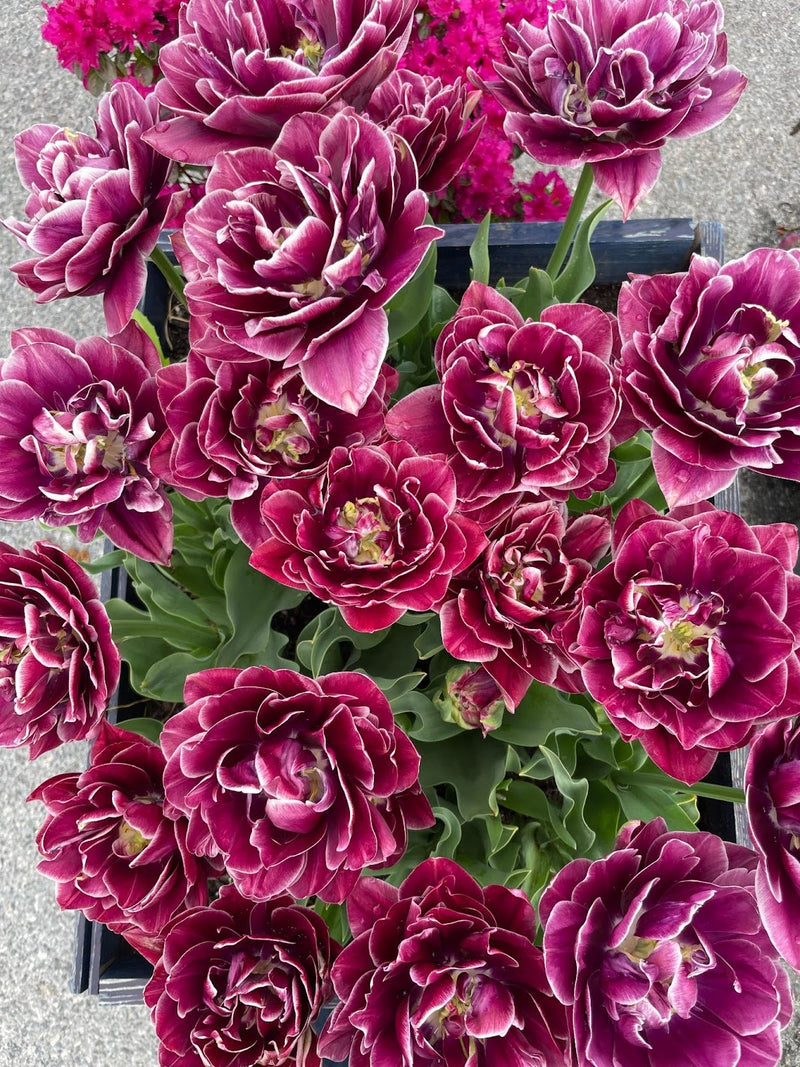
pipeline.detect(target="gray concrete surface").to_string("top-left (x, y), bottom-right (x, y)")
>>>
top-left (0, 1), bottom-right (798, 1064)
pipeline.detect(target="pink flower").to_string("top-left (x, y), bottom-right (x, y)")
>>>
top-left (144, 884), bottom-right (338, 1067)
top-left (173, 110), bottom-right (440, 414)
top-left (0, 322), bottom-right (172, 563)
top-left (0, 541), bottom-right (120, 759)
top-left (569, 499), bottom-right (800, 784)
top-left (541, 818), bottom-right (792, 1067)
top-left (745, 717), bottom-right (800, 971)
top-left (319, 857), bottom-right (570, 1066)
top-left (150, 350), bottom-right (396, 502)
top-left (441, 502), bottom-right (611, 708)
top-left (386, 283), bottom-right (622, 524)
top-left (162, 666), bottom-right (433, 903)
top-left (146, 0), bottom-right (417, 163)
top-left (250, 441), bottom-right (487, 632)
top-left (29, 721), bottom-right (218, 964)
top-left (3, 81), bottom-right (182, 332)
top-left (485, 0), bottom-right (747, 217)
top-left (619, 248), bottom-right (800, 505)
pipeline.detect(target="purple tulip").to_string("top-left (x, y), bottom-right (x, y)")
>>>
top-left (437, 663), bottom-right (507, 735)
top-left (620, 247), bottom-right (800, 505)
top-left (441, 502), bottom-right (611, 709)
top-left (150, 348), bottom-right (397, 502)
top-left (366, 69), bottom-right (484, 194)
top-left (172, 110), bottom-right (441, 414)
top-left (146, 0), bottom-right (417, 163)
top-left (0, 541), bottom-right (120, 759)
top-left (746, 717), bottom-right (800, 971)
top-left (161, 665), bottom-right (434, 903)
top-left (540, 817), bottom-right (793, 1067)
top-left (484, 0), bottom-right (747, 217)
top-left (569, 499), bottom-right (800, 784)
top-left (386, 283), bottom-right (622, 525)
top-left (0, 321), bottom-right (172, 563)
top-left (144, 883), bottom-right (338, 1067)
top-left (250, 440), bottom-right (487, 632)
top-left (3, 81), bottom-right (182, 333)
top-left (29, 721), bottom-right (218, 964)
top-left (319, 856), bottom-right (570, 1066)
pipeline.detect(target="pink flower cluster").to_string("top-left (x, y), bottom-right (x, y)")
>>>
top-left (400, 0), bottom-right (571, 222)
top-left (41, 0), bottom-right (181, 81)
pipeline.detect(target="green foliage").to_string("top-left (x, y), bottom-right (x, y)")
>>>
top-left (103, 493), bottom-right (305, 702)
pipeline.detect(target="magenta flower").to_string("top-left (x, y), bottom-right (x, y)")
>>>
top-left (569, 499), bottom-right (800, 784)
top-left (3, 81), bottom-right (182, 332)
top-left (161, 666), bottom-right (433, 903)
top-left (745, 717), bottom-right (800, 971)
top-left (318, 857), bottom-right (570, 1067)
top-left (386, 283), bottom-right (621, 524)
top-left (441, 502), bottom-right (611, 708)
top-left (0, 541), bottom-right (120, 759)
top-left (144, 884), bottom-right (338, 1067)
top-left (436, 663), bottom-right (507, 735)
top-left (250, 440), bottom-right (486, 632)
top-left (150, 348), bottom-right (396, 502)
top-left (29, 721), bottom-right (218, 964)
top-left (619, 247), bottom-right (800, 505)
top-left (146, 0), bottom-right (417, 163)
top-left (485, 0), bottom-right (747, 217)
top-left (540, 818), bottom-right (792, 1067)
top-left (173, 110), bottom-right (440, 414)
top-left (366, 69), bottom-right (484, 194)
top-left (0, 321), bottom-right (172, 563)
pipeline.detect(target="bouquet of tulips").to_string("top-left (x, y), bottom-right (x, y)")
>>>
top-left (2, 1), bottom-right (800, 1065)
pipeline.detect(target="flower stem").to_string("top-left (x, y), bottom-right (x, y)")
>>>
top-left (546, 163), bottom-right (595, 279)
top-left (616, 771), bottom-right (745, 806)
top-left (150, 245), bottom-right (187, 308)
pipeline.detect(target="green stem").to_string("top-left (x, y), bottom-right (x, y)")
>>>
top-left (616, 771), bottom-right (745, 806)
top-left (546, 163), bottom-right (595, 279)
top-left (150, 245), bottom-right (187, 308)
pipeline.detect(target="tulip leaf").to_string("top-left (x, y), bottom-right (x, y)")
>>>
top-left (106, 597), bottom-right (217, 652)
top-left (611, 780), bottom-right (699, 833)
top-left (386, 241), bottom-right (438, 343)
top-left (430, 285), bottom-right (459, 329)
top-left (514, 267), bottom-right (556, 321)
top-left (497, 779), bottom-right (551, 821)
top-left (139, 648), bottom-right (220, 702)
top-left (416, 730), bottom-right (508, 820)
top-left (539, 745), bottom-right (594, 852)
top-left (468, 213), bottom-right (492, 286)
top-left (491, 681), bottom-right (600, 747)
top-left (216, 543), bottom-right (304, 665)
top-left (131, 309), bottom-right (164, 363)
top-left (393, 690), bottom-right (464, 742)
top-left (552, 198), bottom-right (614, 304)
top-left (115, 717), bottom-right (164, 743)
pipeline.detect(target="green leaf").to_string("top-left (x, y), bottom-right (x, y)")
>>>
top-left (491, 681), bottom-right (601, 747)
top-left (131, 309), bottom-right (165, 362)
top-left (82, 549), bottom-right (127, 574)
top-left (115, 717), bottom-right (164, 743)
top-left (539, 745), bottom-right (594, 852)
top-left (139, 648), bottom-right (220, 702)
top-left (552, 198), bottom-right (614, 304)
top-left (497, 779), bottom-right (551, 821)
top-left (414, 614), bottom-right (443, 659)
top-left (394, 690), bottom-right (464, 742)
top-left (216, 544), bottom-right (304, 666)
top-left (106, 598), bottom-right (216, 653)
top-left (125, 557), bottom-right (216, 631)
top-left (417, 730), bottom-right (508, 820)
top-left (611, 780), bottom-right (699, 832)
top-left (386, 240), bottom-right (438, 343)
top-left (612, 430), bottom-right (653, 464)
top-left (514, 267), bottom-right (556, 320)
top-left (469, 213), bottom-right (492, 285)
top-left (430, 285), bottom-right (459, 328)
